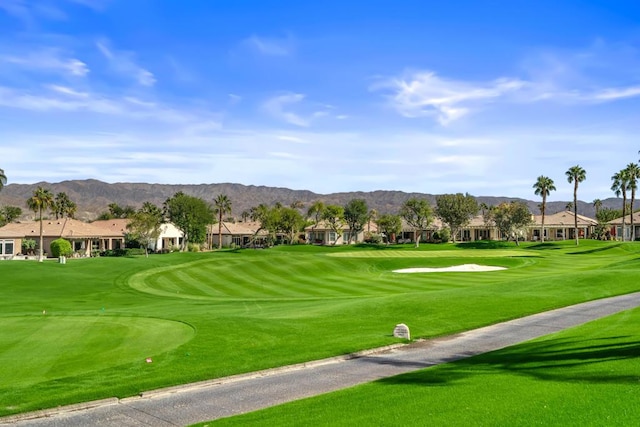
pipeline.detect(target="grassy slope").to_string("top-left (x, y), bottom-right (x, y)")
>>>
top-left (204, 307), bottom-right (640, 426)
top-left (1, 240), bottom-right (639, 416)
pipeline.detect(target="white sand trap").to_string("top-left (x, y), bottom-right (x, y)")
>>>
top-left (393, 264), bottom-right (506, 273)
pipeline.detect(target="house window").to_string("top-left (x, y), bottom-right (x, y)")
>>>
top-left (329, 232), bottom-right (336, 242)
top-left (0, 240), bottom-right (14, 255)
top-left (232, 236), bottom-right (242, 246)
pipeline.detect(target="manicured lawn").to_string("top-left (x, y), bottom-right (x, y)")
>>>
top-left (202, 306), bottom-right (640, 426)
top-left (1, 240), bottom-right (639, 417)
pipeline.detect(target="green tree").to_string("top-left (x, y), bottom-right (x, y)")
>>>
top-left (322, 205), bottom-right (345, 246)
top-left (565, 165), bottom-right (586, 245)
top-left (376, 213), bottom-right (402, 244)
top-left (307, 201), bottom-right (326, 239)
top-left (213, 194), bottom-right (232, 249)
top-left (434, 193), bottom-right (479, 242)
top-left (533, 176), bottom-right (556, 243)
top-left (399, 198), bottom-right (432, 247)
top-left (0, 168), bottom-right (6, 192)
top-left (277, 206), bottom-right (305, 244)
top-left (163, 192), bottom-right (214, 251)
top-left (592, 199), bottom-right (602, 217)
top-left (126, 202), bottom-right (164, 257)
top-left (491, 202), bottom-right (533, 246)
top-left (26, 187), bottom-right (55, 262)
top-left (0, 206), bottom-right (22, 226)
top-left (97, 203), bottom-right (136, 220)
top-left (480, 203), bottom-right (495, 238)
top-left (53, 192), bottom-right (77, 219)
top-left (50, 238), bottom-right (72, 257)
top-left (343, 199), bottom-right (369, 244)
top-left (367, 208), bottom-right (378, 233)
top-left (624, 163), bottom-right (640, 241)
top-left (611, 169), bottom-right (630, 241)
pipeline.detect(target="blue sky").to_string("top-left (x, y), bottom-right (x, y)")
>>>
top-left (1, 0), bottom-right (639, 201)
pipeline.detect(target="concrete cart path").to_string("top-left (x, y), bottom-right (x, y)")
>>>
top-left (3, 291), bottom-right (640, 427)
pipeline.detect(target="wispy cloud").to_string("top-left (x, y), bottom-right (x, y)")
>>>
top-left (262, 93), bottom-right (339, 127)
top-left (242, 34), bottom-right (295, 56)
top-left (0, 84), bottom-right (219, 125)
top-left (372, 71), bottom-right (526, 125)
top-left (96, 39), bottom-right (156, 86)
top-left (372, 40), bottom-right (640, 125)
top-left (0, 48), bottom-right (89, 77)
top-left (262, 93), bottom-right (310, 126)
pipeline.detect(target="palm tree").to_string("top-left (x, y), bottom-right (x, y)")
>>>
top-left (533, 176), bottom-right (556, 243)
top-left (0, 168), bottom-right (6, 192)
top-left (213, 194), bottom-right (232, 249)
top-left (592, 199), bottom-right (602, 218)
top-left (565, 165), bottom-right (586, 245)
top-left (367, 208), bottom-right (378, 233)
top-left (307, 201), bottom-right (326, 240)
top-left (611, 169), bottom-right (630, 241)
top-left (53, 192), bottom-right (77, 219)
top-left (26, 187), bottom-right (55, 262)
top-left (624, 163), bottom-right (640, 241)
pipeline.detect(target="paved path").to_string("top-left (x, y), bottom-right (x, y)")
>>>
top-left (3, 292), bottom-right (640, 427)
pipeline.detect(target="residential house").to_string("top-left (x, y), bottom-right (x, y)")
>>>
top-left (529, 211), bottom-right (597, 241)
top-left (209, 221), bottom-right (269, 248)
top-left (306, 221), bottom-right (378, 245)
top-left (609, 212), bottom-right (640, 241)
top-left (0, 218), bottom-right (126, 259)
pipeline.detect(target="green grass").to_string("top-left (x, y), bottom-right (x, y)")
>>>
top-left (202, 306), bottom-right (640, 426)
top-left (1, 240), bottom-right (639, 417)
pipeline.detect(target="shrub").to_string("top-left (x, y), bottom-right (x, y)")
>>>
top-left (22, 239), bottom-right (37, 255)
top-left (50, 238), bottom-right (73, 257)
top-left (437, 228), bottom-right (451, 243)
top-left (187, 243), bottom-right (201, 252)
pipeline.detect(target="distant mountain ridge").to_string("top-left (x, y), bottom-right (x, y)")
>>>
top-left (0, 179), bottom-right (629, 221)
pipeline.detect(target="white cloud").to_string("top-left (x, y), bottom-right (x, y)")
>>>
top-left (262, 93), bottom-right (339, 127)
top-left (0, 49), bottom-right (89, 76)
top-left (243, 34), bottom-right (295, 56)
top-left (0, 84), bottom-right (220, 126)
top-left (96, 39), bottom-right (156, 86)
top-left (262, 93), bottom-right (309, 126)
top-left (372, 71), bottom-right (526, 125)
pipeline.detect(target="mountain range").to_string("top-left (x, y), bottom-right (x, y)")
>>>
top-left (0, 179), bottom-right (628, 221)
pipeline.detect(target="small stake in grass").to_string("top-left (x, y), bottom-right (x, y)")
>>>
top-left (145, 358), bottom-right (153, 363)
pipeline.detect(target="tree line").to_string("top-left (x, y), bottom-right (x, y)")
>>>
top-left (1, 154), bottom-right (640, 255)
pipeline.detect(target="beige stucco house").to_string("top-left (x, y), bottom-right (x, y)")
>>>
top-left (209, 221), bottom-right (269, 248)
top-left (0, 218), bottom-right (126, 259)
top-left (306, 220), bottom-right (378, 245)
top-left (608, 212), bottom-right (640, 241)
top-left (529, 211), bottom-right (597, 241)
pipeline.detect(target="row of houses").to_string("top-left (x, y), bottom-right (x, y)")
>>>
top-left (0, 211), bottom-right (638, 259)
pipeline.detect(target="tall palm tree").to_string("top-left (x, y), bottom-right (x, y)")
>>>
top-left (53, 192), bottom-right (77, 219)
top-left (367, 208), bottom-right (378, 233)
top-left (0, 168), bottom-right (6, 192)
top-left (26, 187), bottom-right (55, 262)
top-left (611, 169), bottom-right (630, 241)
top-left (307, 201), bottom-right (326, 235)
top-left (624, 162), bottom-right (640, 241)
top-left (213, 194), bottom-right (232, 249)
top-left (592, 199), bottom-right (602, 219)
top-left (533, 176), bottom-right (556, 243)
top-left (565, 165), bottom-right (586, 245)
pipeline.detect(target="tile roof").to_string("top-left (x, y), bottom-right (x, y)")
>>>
top-left (0, 218), bottom-right (126, 239)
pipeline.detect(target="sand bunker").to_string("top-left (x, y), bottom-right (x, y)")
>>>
top-left (393, 264), bottom-right (506, 273)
